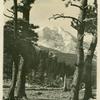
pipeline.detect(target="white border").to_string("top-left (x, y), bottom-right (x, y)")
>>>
top-left (0, 0), bottom-right (3, 99)
top-left (97, 0), bottom-right (100, 100)
top-left (0, 0), bottom-right (100, 100)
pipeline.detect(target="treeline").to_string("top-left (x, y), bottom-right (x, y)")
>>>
top-left (3, 47), bottom-right (75, 87)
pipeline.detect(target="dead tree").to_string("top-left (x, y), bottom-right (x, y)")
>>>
top-left (49, 0), bottom-right (87, 100)
top-left (6, 0), bottom-right (21, 100)
top-left (83, 34), bottom-right (97, 100)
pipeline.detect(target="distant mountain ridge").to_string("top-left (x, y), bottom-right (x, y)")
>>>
top-left (39, 45), bottom-right (96, 68)
top-left (37, 27), bottom-right (96, 88)
top-left (37, 26), bottom-right (96, 68)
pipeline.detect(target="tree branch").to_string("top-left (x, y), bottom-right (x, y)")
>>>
top-left (93, 21), bottom-right (97, 28)
top-left (7, 9), bottom-right (14, 14)
top-left (83, 18), bottom-right (96, 22)
top-left (49, 13), bottom-right (82, 24)
top-left (4, 13), bottom-right (14, 19)
top-left (71, 3), bottom-right (83, 10)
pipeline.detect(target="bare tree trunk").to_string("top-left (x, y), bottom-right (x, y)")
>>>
top-left (16, 56), bottom-right (27, 100)
top-left (70, 0), bottom-right (87, 100)
top-left (63, 74), bottom-right (67, 91)
top-left (23, 0), bottom-right (36, 22)
top-left (15, 2), bottom-right (31, 99)
top-left (6, 0), bottom-right (18, 99)
top-left (70, 66), bottom-right (79, 100)
top-left (7, 55), bottom-right (19, 100)
top-left (63, 73), bottom-right (72, 92)
top-left (83, 34), bottom-right (97, 100)
top-left (23, 7), bottom-right (30, 23)
top-left (13, 0), bottom-right (17, 40)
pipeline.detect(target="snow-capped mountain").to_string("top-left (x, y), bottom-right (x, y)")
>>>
top-left (37, 26), bottom-right (94, 55)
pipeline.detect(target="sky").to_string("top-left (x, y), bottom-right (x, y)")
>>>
top-left (4, 0), bottom-right (94, 43)
top-left (30, 0), bottom-right (79, 28)
top-left (30, 0), bottom-right (94, 28)
top-left (4, 0), bottom-right (94, 29)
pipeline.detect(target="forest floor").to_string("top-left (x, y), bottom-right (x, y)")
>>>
top-left (3, 79), bottom-right (96, 100)
top-left (4, 87), bottom-right (91, 100)
top-left (3, 88), bottom-right (70, 100)
top-left (3, 84), bottom-right (96, 100)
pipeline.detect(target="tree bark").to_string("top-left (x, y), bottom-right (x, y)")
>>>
top-left (13, 0), bottom-right (17, 40)
top-left (23, 1), bottom-right (31, 23)
top-left (6, 0), bottom-right (18, 99)
top-left (70, 66), bottom-right (79, 100)
top-left (70, 0), bottom-right (87, 100)
top-left (63, 74), bottom-right (67, 91)
top-left (15, 2), bottom-right (31, 99)
top-left (23, 7), bottom-right (30, 23)
top-left (63, 74), bottom-right (72, 91)
top-left (16, 56), bottom-right (27, 100)
top-left (7, 55), bottom-right (19, 100)
top-left (83, 34), bottom-right (97, 100)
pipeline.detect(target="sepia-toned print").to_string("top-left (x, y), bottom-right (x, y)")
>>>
top-left (3, 0), bottom-right (97, 100)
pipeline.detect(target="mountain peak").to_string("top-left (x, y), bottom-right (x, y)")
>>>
top-left (37, 27), bottom-right (77, 54)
